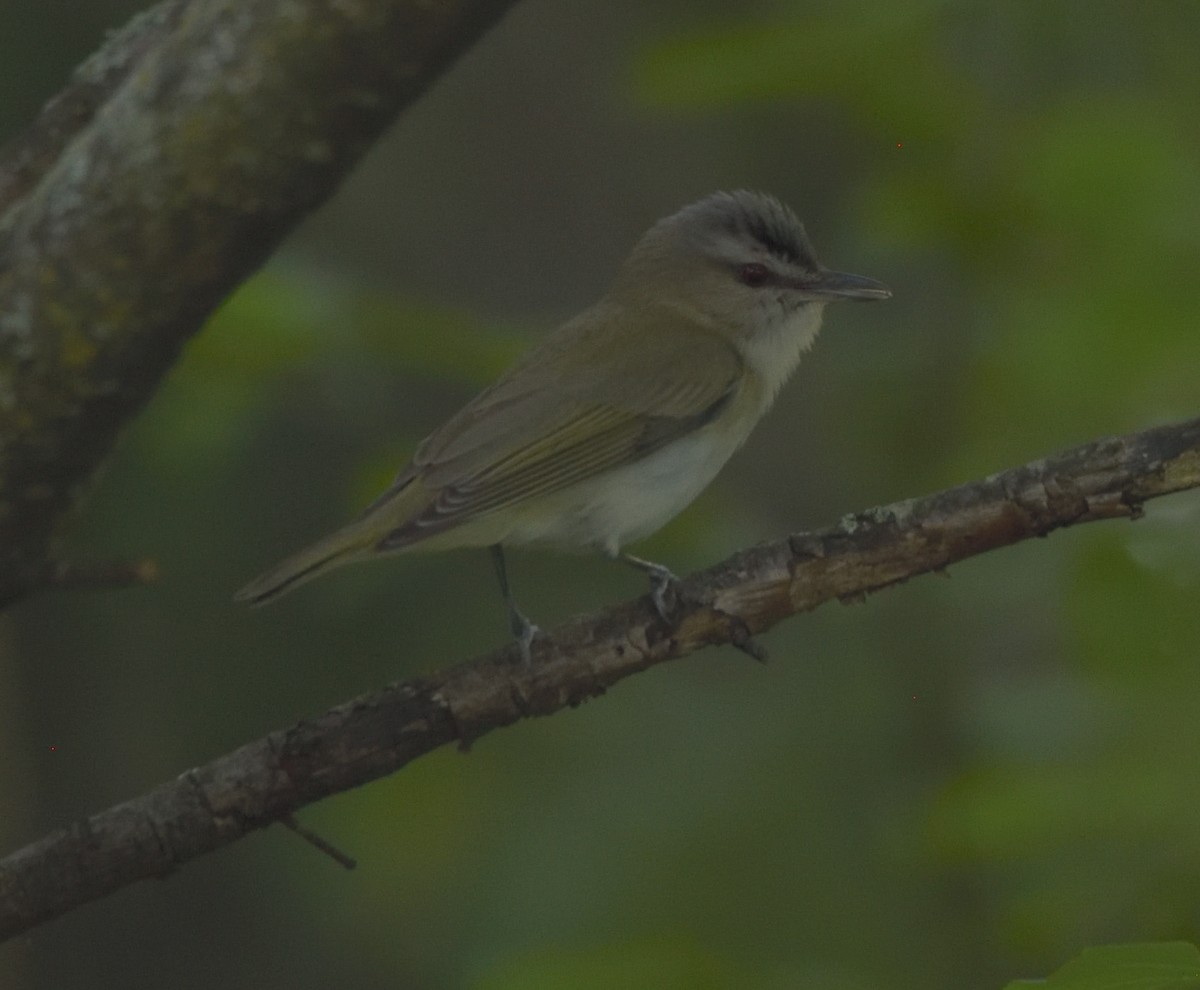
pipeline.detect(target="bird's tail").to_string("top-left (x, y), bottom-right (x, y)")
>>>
top-left (234, 516), bottom-right (382, 606)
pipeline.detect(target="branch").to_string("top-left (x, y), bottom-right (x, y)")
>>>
top-left (2, 415), bottom-right (1197, 942)
top-left (0, 0), bottom-right (518, 606)
top-left (0, 1), bottom-right (188, 215)
top-left (35, 556), bottom-right (160, 591)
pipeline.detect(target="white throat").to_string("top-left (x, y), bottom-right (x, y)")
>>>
top-left (737, 302), bottom-right (826, 408)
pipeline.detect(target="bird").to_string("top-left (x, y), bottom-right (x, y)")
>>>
top-left (236, 190), bottom-right (890, 660)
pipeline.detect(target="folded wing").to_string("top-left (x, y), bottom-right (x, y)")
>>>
top-left (376, 304), bottom-right (744, 548)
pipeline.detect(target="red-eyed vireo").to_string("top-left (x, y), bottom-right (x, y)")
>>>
top-left (237, 191), bottom-right (890, 659)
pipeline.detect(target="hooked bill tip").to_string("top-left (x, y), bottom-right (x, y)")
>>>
top-left (814, 269), bottom-right (891, 301)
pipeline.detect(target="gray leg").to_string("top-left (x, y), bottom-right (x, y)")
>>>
top-left (612, 548), bottom-right (766, 660)
top-left (490, 545), bottom-right (539, 663)
top-left (615, 550), bottom-right (680, 622)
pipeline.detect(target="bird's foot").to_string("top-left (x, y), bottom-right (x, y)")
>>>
top-left (644, 562), bottom-right (682, 624)
top-left (508, 608), bottom-right (541, 664)
top-left (614, 551), bottom-right (682, 623)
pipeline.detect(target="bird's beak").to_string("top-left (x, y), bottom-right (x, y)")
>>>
top-left (804, 268), bottom-right (891, 302)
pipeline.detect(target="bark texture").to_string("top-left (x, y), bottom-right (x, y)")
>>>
top-left (0, 0), bottom-right (518, 605)
top-left (1, 414), bottom-right (1196, 942)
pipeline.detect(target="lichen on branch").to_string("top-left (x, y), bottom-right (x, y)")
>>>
top-left (0, 0), bottom-right (517, 605)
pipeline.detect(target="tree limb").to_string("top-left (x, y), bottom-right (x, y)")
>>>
top-left (1, 414), bottom-right (1196, 943)
top-left (0, 1), bottom-right (188, 215)
top-left (0, 0), bottom-right (518, 606)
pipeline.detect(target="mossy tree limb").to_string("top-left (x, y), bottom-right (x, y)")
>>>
top-left (0, 0), bottom-right (518, 605)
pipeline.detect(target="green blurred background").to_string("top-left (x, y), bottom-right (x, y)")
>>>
top-left (2, 1), bottom-right (1199, 987)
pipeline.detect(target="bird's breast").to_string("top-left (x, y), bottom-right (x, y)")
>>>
top-left (501, 397), bottom-right (757, 553)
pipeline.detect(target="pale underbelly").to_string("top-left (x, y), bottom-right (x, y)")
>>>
top-left (497, 424), bottom-right (746, 553)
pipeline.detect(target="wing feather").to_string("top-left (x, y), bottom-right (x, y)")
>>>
top-left (374, 302), bottom-right (745, 549)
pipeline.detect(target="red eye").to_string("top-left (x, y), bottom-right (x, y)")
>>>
top-left (739, 263), bottom-right (770, 287)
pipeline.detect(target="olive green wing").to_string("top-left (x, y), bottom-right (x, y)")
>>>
top-left (375, 306), bottom-right (744, 548)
